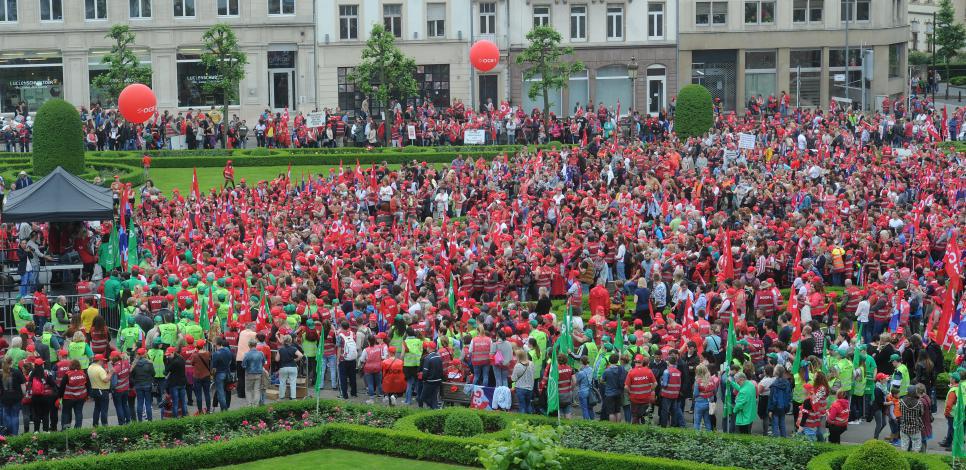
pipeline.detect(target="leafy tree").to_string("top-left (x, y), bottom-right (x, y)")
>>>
top-left (935, 0), bottom-right (966, 80)
top-left (348, 24), bottom-right (418, 145)
top-left (32, 99), bottom-right (85, 176)
top-left (674, 84), bottom-right (714, 139)
top-left (91, 25), bottom-right (152, 105)
top-left (201, 23), bottom-right (248, 148)
top-left (516, 26), bottom-right (584, 127)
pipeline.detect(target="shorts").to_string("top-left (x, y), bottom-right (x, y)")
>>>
top-left (631, 402), bottom-right (652, 419)
top-left (403, 366), bottom-right (419, 380)
top-left (603, 396), bottom-right (623, 415)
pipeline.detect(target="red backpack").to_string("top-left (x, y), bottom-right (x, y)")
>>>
top-left (31, 376), bottom-right (47, 397)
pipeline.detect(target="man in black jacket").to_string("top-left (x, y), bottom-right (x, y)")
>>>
top-left (130, 348), bottom-right (155, 421)
top-left (164, 347), bottom-right (188, 418)
top-left (419, 342), bottom-right (443, 410)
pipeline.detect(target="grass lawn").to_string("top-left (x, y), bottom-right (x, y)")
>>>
top-left (207, 448), bottom-right (472, 470)
top-left (145, 163), bottom-right (445, 195)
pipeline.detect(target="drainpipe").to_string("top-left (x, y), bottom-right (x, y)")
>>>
top-left (470, 2), bottom-right (476, 111)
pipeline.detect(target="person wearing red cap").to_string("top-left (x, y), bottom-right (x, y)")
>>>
top-left (381, 346), bottom-right (406, 405)
top-left (110, 350), bottom-right (133, 425)
top-left (418, 341), bottom-right (443, 409)
top-left (164, 346), bottom-right (188, 418)
top-left (59, 358), bottom-right (89, 431)
top-left (88, 353), bottom-right (113, 427)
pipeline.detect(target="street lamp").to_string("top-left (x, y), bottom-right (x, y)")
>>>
top-left (627, 56), bottom-right (639, 113)
top-left (928, 15), bottom-right (935, 104)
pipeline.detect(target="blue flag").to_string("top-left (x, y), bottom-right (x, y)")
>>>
top-left (888, 306), bottom-right (899, 332)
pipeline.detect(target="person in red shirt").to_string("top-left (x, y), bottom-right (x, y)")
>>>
top-left (223, 160), bottom-right (235, 190)
top-left (589, 281), bottom-right (611, 318)
top-left (31, 285), bottom-right (50, 331)
top-left (826, 389), bottom-right (851, 443)
top-left (381, 346), bottom-right (406, 405)
top-left (625, 355), bottom-right (657, 424)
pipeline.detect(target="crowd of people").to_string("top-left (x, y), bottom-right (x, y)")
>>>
top-left (0, 93), bottom-right (963, 456)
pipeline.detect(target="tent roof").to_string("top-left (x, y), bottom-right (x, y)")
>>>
top-left (2, 167), bottom-right (114, 223)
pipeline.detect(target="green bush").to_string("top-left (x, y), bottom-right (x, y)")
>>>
top-left (808, 445), bottom-right (948, 470)
top-left (395, 408), bottom-right (507, 437)
top-left (479, 422), bottom-right (565, 470)
top-left (841, 440), bottom-right (909, 470)
top-left (442, 409), bottom-right (485, 437)
top-left (950, 76), bottom-right (966, 87)
top-left (31, 98), bottom-right (86, 176)
top-left (675, 84), bottom-right (714, 139)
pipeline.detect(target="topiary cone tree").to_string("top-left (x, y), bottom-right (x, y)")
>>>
top-left (32, 98), bottom-right (86, 176)
top-left (675, 84), bottom-right (714, 140)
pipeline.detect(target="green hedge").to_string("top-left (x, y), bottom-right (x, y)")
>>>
top-left (806, 447), bottom-right (949, 470)
top-left (675, 84), bottom-right (714, 139)
top-left (31, 99), bottom-right (86, 176)
top-left (10, 422), bottom-right (741, 470)
top-left (394, 408), bottom-right (508, 437)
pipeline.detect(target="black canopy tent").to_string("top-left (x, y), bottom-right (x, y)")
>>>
top-left (2, 167), bottom-right (114, 223)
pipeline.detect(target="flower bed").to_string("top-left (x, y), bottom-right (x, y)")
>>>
top-left (805, 447), bottom-right (950, 470)
top-left (0, 399), bottom-right (406, 467)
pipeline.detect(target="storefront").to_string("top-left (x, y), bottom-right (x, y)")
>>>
top-left (176, 50), bottom-right (238, 109)
top-left (0, 52), bottom-right (64, 114)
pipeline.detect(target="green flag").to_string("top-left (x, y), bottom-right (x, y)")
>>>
top-left (315, 323), bottom-right (326, 392)
top-left (852, 324), bottom-right (863, 369)
top-left (127, 228), bottom-right (139, 271)
top-left (200, 291), bottom-right (210, 333)
top-left (791, 337), bottom-right (802, 375)
top-left (614, 314), bottom-right (624, 354)
top-left (546, 342), bottom-right (560, 415)
top-left (954, 383), bottom-right (966, 458)
top-left (448, 273), bottom-right (457, 314)
top-left (723, 316), bottom-right (736, 417)
top-left (563, 306), bottom-right (574, 358)
top-left (821, 336), bottom-right (830, 375)
top-left (99, 224), bottom-right (119, 273)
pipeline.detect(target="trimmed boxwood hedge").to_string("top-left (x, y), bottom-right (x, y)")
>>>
top-left (806, 447), bottom-right (949, 470)
top-left (31, 99), bottom-right (86, 176)
top-left (394, 408), bottom-right (508, 437)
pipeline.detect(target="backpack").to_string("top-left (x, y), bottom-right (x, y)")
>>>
top-left (770, 380), bottom-right (791, 412)
top-left (341, 333), bottom-right (358, 361)
top-left (31, 376), bottom-right (46, 397)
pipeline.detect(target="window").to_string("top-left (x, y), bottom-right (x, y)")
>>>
top-left (648, 3), bottom-right (665, 39)
top-left (789, 49), bottom-right (821, 107)
top-left (570, 5), bottom-right (586, 40)
top-left (533, 5), bottom-right (549, 28)
top-left (606, 5), bottom-right (623, 40)
top-left (414, 65), bottom-right (450, 108)
top-left (479, 2), bottom-right (496, 34)
top-left (338, 67), bottom-right (363, 115)
top-left (568, 71), bottom-right (588, 113)
top-left (744, 50), bottom-right (777, 102)
top-left (427, 3), bottom-right (445, 37)
top-left (268, 0), bottom-right (294, 15)
top-left (596, 65), bottom-right (633, 113)
top-left (696, 1), bottom-right (726, 25)
top-left (85, 0), bottom-right (106, 19)
top-left (177, 53), bottom-right (238, 108)
top-left (90, 55), bottom-right (150, 106)
top-left (339, 5), bottom-right (358, 40)
top-left (41, 0), bottom-right (63, 20)
top-left (0, 55), bottom-right (63, 112)
top-left (218, 0), bottom-right (237, 16)
top-left (745, 1), bottom-right (774, 24)
top-left (129, 0), bottom-right (150, 18)
top-left (522, 72), bottom-right (563, 115)
top-left (792, 0), bottom-right (822, 23)
top-left (384, 4), bottom-right (402, 38)
top-left (173, 0), bottom-right (194, 17)
top-left (889, 43), bottom-right (902, 78)
top-left (0, 0), bottom-right (15, 21)
top-left (841, 0), bottom-right (869, 22)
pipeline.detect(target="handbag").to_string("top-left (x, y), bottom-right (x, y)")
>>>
top-left (709, 400), bottom-right (717, 416)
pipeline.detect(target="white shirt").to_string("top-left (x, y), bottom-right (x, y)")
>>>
top-left (856, 300), bottom-right (871, 323)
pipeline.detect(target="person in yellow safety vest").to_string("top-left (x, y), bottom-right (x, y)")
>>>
top-left (402, 329), bottom-right (423, 405)
top-left (51, 296), bottom-right (70, 334)
top-left (120, 297), bottom-right (137, 330)
top-left (66, 330), bottom-right (94, 369)
top-left (39, 323), bottom-right (64, 362)
top-left (830, 246), bottom-right (846, 286)
top-left (12, 295), bottom-right (32, 331)
top-left (891, 354), bottom-right (910, 397)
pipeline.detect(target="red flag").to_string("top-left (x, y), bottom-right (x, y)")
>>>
top-left (190, 167), bottom-right (200, 202)
top-left (208, 284), bottom-right (217, 325)
top-left (331, 267), bottom-right (340, 302)
top-left (255, 291), bottom-right (269, 331)
top-left (937, 286), bottom-right (957, 349)
top-left (683, 296), bottom-right (695, 331)
top-left (717, 230), bottom-right (735, 281)
top-left (946, 231), bottom-right (962, 293)
top-left (942, 107), bottom-right (950, 140)
top-left (789, 292), bottom-right (802, 343)
top-left (286, 162), bottom-right (292, 185)
top-left (247, 225), bottom-right (265, 260)
top-left (581, 128), bottom-right (588, 148)
top-left (613, 99), bottom-right (621, 144)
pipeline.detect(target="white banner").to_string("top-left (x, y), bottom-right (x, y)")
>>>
top-left (305, 112), bottom-right (326, 128)
top-left (738, 133), bottom-right (756, 150)
top-left (463, 129), bottom-right (485, 145)
top-left (407, 125), bottom-right (416, 140)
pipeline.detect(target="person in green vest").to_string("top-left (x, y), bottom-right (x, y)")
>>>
top-left (5, 336), bottom-right (27, 366)
top-left (466, 319), bottom-right (480, 338)
top-left (158, 315), bottom-right (181, 347)
top-left (50, 296), bottom-right (70, 334)
top-left (117, 321), bottom-right (144, 355)
top-left (300, 318), bottom-right (320, 387)
top-left (103, 270), bottom-right (122, 314)
top-left (120, 297), bottom-right (138, 330)
top-left (625, 334), bottom-right (641, 357)
top-left (834, 346), bottom-right (853, 394)
top-left (216, 294), bottom-right (231, 330)
top-left (67, 331), bottom-right (93, 369)
top-left (527, 336), bottom-right (545, 382)
top-left (166, 275), bottom-right (180, 296)
top-left (732, 372), bottom-right (758, 433)
top-left (388, 315), bottom-right (407, 358)
top-left (147, 338), bottom-right (167, 406)
top-left (529, 319), bottom-right (548, 353)
top-left (39, 323), bottom-right (63, 362)
top-left (183, 312), bottom-right (204, 344)
top-left (402, 329), bottom-right (424, 405)
top-left (858, 347), bottom-right (877, 420)
top-left (890, 354), bottom-right (910, 397)
top-left (284, 304), bottom-right (301, 331)
top-left (571, 329), bottom-right (600, 370)
top-left (12, 295), bottom-right (32, 331)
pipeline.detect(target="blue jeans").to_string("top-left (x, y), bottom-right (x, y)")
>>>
top-left (772, 410), bottom-right (788, 437)
top-left (19, 270), bottom-right (36, 297)
top-left (61, 399), bottom-right (83, 430)
top-left (322, 355), bottom-right (338, 389)
top-left (193, 377), bottom-right (211, 411)
top-left (659, 397), bottom-right (685, 427)
top-left (213, 373), bottom-right (228, 411)
top-left (516, 388), bottom-right (533, 414)
top-left (578, 391), bottom-right (594, 420)
top-left (1, 402), bottom-right (21, 435)
top-left (135, 387), bottom-right (153, 421)
top-left (860, 321), bottom-right (873, 345)
top-left (364, 372), bottom-right (382, 397)
top-left (405, 374), bottom-right (417, 404)
top-left (113, 391), bottom-right (131, 425)
top-left (872, 320), bottom-right (888, 340)
top-left (493, 367), bottom-right (508, 388)
top-left (615, 262), bottom-right (626, 281)
top-left (169, 385), bottom-right (187, 418)
top-left (91, 389), bottom-right (110, 426)
top-left (473, 364), bottom-right (491, 387)
top-left (694, 398), bottom-right (712, 431)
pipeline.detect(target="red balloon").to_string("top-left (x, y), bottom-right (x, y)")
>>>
top-left (118, 83), bottom-right (157, 124)
top-left (470, 40), bottom-right (500, 72)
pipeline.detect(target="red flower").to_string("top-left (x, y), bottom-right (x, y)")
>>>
top-left (37, 450), bottom-right (43, 455)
